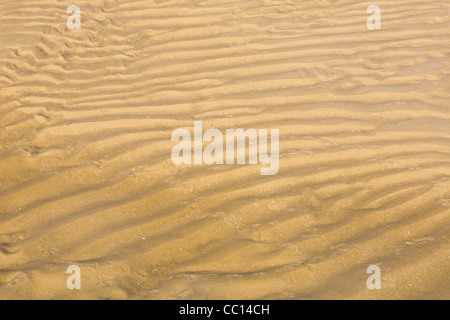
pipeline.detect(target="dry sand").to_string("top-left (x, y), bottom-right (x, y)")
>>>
top-left (0, 0), bottom-right (449, 299)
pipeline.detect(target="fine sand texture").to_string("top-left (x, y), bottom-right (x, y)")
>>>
top-left (0, 0), bottom-right (449, 299)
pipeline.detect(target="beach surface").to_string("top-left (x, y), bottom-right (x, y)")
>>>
top-left (0, 0), bottom-right (449, 299)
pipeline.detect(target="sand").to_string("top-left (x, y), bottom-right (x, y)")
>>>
top-left (0, 0), bottom-right (449, 300)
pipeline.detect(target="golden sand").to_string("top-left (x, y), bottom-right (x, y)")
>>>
top-left (0, 0), bottom-right (449, 299)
